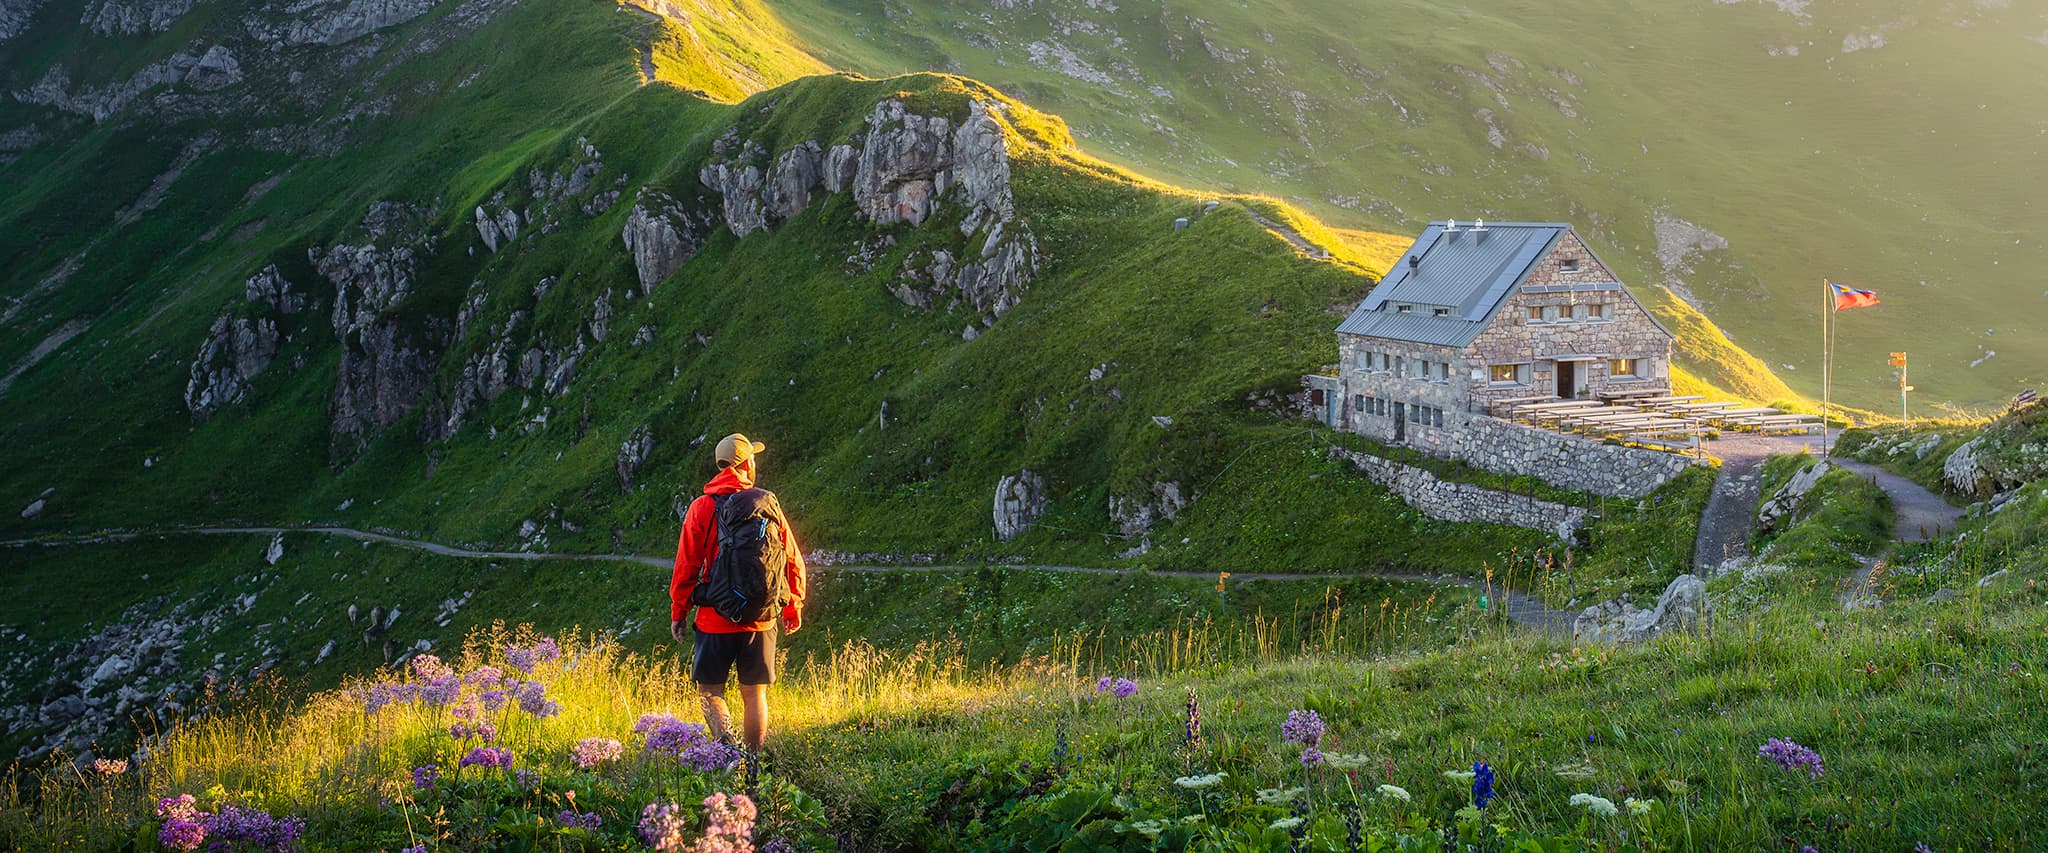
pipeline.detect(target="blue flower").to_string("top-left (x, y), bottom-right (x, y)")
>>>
top-left (1472, 760), bottom-right (1495, 808)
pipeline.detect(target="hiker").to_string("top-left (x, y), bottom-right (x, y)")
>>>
top-left (670, 433), bottom-right (807, 751)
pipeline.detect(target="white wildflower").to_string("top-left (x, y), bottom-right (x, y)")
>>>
top-left (1322, 752), bottom-right (1373, 771)
top-left (1626, 797), bottom-right (1655, 815)
top-left (1570, 793), bottom-right (1619, 817)
top-left (1254, 787), bottom-right (1306, 805)
top-left (1377, 784), bottom-right (1412, 802)
top-left (1128, 819), bottom-right (1165, 839)
top-left (1443, 769), bottom-right (1476, 782)
top-left (1269, 816), bottom-right (1304, 830)
top-left (1173, 771), bottom-right (1228, 789)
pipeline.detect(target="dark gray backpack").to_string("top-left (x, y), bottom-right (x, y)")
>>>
top-left (691, 488), bottom-right (789, 624)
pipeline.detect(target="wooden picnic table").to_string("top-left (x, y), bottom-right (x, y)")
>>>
top-left (1667, 401), bottom-right (1741, 412)
top-left (1514, 399), bottom-right (1607, 412)
top-left (1636, 395), bottom-right (1704, 405)
top-left (1750, 413), bottom-right (1820, 423)
top-left (1493, 395), bottom-right (1560, 406)
top-left (1709, 407), bottom-right (1781, 418)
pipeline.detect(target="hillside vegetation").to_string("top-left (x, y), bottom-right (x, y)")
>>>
top-left (770, 0), bottom-right (2048, 410)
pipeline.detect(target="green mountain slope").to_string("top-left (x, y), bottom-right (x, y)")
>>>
top-left (770, 0), bottom-right (2048, 410)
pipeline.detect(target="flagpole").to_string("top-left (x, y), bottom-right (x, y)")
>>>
top-left (1822, 279), bottom-right (1832, 456)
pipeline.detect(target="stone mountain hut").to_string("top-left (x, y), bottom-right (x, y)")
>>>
top-left (1310, 221), bottom-right (1674, 455)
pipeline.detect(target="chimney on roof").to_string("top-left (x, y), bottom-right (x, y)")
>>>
top-left (1408, 255), bottom-right (1419, 269)
top-left (1472, 218), bottom-right (1488, 242)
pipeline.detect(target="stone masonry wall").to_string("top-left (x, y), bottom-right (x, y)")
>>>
top-left (1466, 232), bottom-right (1673, 413)
top-left (1329, 447), bottom-right (1586, 539)
top-left (1444, 415), bottom-right (1694, 499)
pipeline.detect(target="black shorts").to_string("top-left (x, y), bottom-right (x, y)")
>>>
top-left (691, 627), bottom-right (776, 686)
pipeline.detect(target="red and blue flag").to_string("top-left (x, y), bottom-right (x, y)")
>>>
top-left (1830, 281), bottom-right (1879, 311)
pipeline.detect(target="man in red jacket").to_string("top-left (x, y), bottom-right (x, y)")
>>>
top-left (670, 433), bottom-right (806, 751)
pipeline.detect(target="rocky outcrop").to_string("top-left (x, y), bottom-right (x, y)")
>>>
top-left (620, 188), bottom-right (711, 295)
top-left (0, 0), bottom-right (44, 41)
top-left (993, 469), bottom-right (1049, 541)
top-left (15, 45), bottom-right (243, 121)
top-left (1944, 437), bottom-right (1988, 496)
top-left (1757, 458), bottom-right (1830, 534)
top-left (889, 223), bottom-right (1038, 319)
top-left (83, 0), bottom-right (200, 35)
top-left (185, 315), bottom-right (279, 417)
top-left (1573, 574), bottom-right (1706, 643)
top-left (283, 0), bottom-right (441, 46)
top-left (183, 266), bottom-right (308, 418)
top-left (474, 192), bottom-right (520, 253)
top-left (1109, 481), bottom-right (1189, 538)
top-left (617, 425), bottom-right (654, 491)
top-left (316, 240), bottom-right (444, 448)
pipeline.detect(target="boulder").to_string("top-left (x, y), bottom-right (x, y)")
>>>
top-left (184, 314), bottom-right (280, 418)
top-left (474, 194), bottom-right (520, 252)
top-left (1757, 459), bottom-right (1830, 534)
top-left (616, 425), bottom-right (655, 492)
top-left (1574, 574), bottom-right (1707, 643)
top-left (264, 533), bottom-right (285, 566)
top-left (20, 498), bottom-right (45, 519)
top-left (993, 469), bottom-right (1048, 541)
top-left (1944, 437), bottom-right (1987, 495)
top-left (620, 189), bottom-right (710, 295)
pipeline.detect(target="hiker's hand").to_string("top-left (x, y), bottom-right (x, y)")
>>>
top-left (781, 605), bottom-right (801, 635)
top-left (670, 619), bottom-right (687, 645)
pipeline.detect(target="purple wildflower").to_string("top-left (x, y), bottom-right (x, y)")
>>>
top-left (1111, 678), bottom-right (1138, 699)
top-left (643, 719), bottom-right (711, 755)
top-left (557, 809), bottom-right (602, 829)
top-left (1282, 709), bottom-right (1325, 747)
top-left (1300, 747), bottom-right (1325, 768)
top-left (420, 675), bottom-right (462, 707)
top-left (699, 792), bottom-right (757, 853)
top-left (205, 803), bottom-right (306, 850)
top-left (514, 768), bottom-right (539, 791)
top-left (762, 839), bottom-right (797, 853)
top-left (411, 654), bottom-right (454, 682)
top-left (479, 689), bottom-right (509, 711)
top-left (679, 738), bottom-right (745, 773)
top-left (505, 637), bottom-right (562, 673)
top-left (156, 794), bottom-right (199, 820)
top-left (459, 746), bottom-right (515, 770)
top-left (1095, 676), bottom-right (1113, 693)
top-left (158, 816), bottom-right (207, 852)
top-left (1473, 761), bottom-right (1496, 808)
top-left (1759, 737), bottom-right (1825, 779)
top-left (639, 800), bottom-right (689, 852)
top-left (400, 846), bottom-right (427, 853)
top-left (412, 764), bottom-right (439, 791)
top-left (465, 665), bottom-right (504, 688)
top-left (573, 737), bottom-right (625, 769)
top-left (514, 680), bottom-right (560, 718)
top-left (634, 712), bottom-right (684, 735)
top-left (450, 719), bottom-right (498, 743)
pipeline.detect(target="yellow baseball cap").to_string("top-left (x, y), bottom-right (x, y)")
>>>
top-left (714, 433), bottom-right (765, 467)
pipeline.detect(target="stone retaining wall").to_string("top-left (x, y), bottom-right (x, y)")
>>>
top-left (1330, 448), bottom-right (1586, 540)
top-left (1444, 415), bottom-right (1695, 499)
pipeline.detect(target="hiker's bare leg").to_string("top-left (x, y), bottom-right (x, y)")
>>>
top-left (737, 683), bottom-right (769, 751)
top-left (698, 682), bottom-right (732, 742)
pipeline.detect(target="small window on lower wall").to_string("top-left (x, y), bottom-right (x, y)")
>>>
top-left (1375, 398), bottom-right (1386, 416)
top-left (1356, 394), bottom-right (1367, 412)
top-left (1609, 357), bottom-right (1641, 379)
top-left (1489, 363), bottom-right (1530, 384)
top-left (1433, 408), bottom-right (1445, 428)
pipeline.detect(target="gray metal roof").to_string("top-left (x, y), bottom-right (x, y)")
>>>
top-left (1340, 221), bottom-right (1571, 346)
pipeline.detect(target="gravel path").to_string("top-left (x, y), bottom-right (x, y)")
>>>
top-left (4, 525), bottom-right (1576, 632)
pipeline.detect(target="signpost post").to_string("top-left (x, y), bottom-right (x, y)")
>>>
top-left (1889, 352), bottom-right (1909, 424)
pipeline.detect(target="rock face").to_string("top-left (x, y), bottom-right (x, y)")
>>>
top-left (185, 265), bottom-right (308, 418)
top-left (16, 45), bottom-right (244, 120)
top-left (1944, 437), bottom-right (1987, 495)
top-left (284, 0), bottom-right (441, 46)
top-left (693, 98), bottom-right (1040, 322)
top-left (83, 0), bottom-right (200, 35)
top-left (620, 189), bottom-right (712, 295)
top-left (185, 314), bottom-right (280, 417)
top-left (316, 241), bottom-right (444, 449)
top-left (474, 193), bottom-right (520, 253)
top-left (1757, 458), bottom-right (1831, 534)
top-left (0, 0), bottom-right (44, 41)
top-left (1109, 481), bottom-right (1189, 538)
top-left (1574, 574), bottom-right (1707, 643)
top-left (617, 425), bottom-right (654, 492)
top-left (993, 469), bottom-right (1048, 541)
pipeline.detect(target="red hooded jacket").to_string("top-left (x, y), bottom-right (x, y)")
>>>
top-left (669, 465), bottom-right (807, 633)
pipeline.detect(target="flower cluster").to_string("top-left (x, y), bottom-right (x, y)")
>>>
top-left (506, 637), bottom-right (563, 673)
top-left (1281, 710), bottom-right (1325, 747)
top-left (411, 654), bottom-right (455, 682)
top-left (153, 795), bottom-right (303, 852)
top-left (636, 713), bottom-right (743, 772)
top-left (573, 736), bottom-right (625, 769)
top-left (1172, 771), bottom-right (1228, 789)
top-left (1472, 761), bottom-right (1495, 808)
top-left (1570, 793), bottom-right (1619, 817)
top-left (556, 809), bottom-right (602, 829)
top-left (513, 679), bottom-right (562, 718)
top-left (1182, 688), bottom-right (1203, 750)
top-left (450, 718), bottom-right (499, 743)
top-left (1094, 676), bottom-right (1138, 699)
top-left (460, 746), bottom-right (515, 770)
top-left (412, 764), bottom-right (439, 791)
top-left (1759, 737), bottom-right (1825, 779)
top-left (92, 757), bottom-right (128, 776)
top-left (697, 792), bottom-right (757, 853)
top-left (639, 800), bottom-right (689, 852)
top-left (1376, 784), bottom-right (1411, 802)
